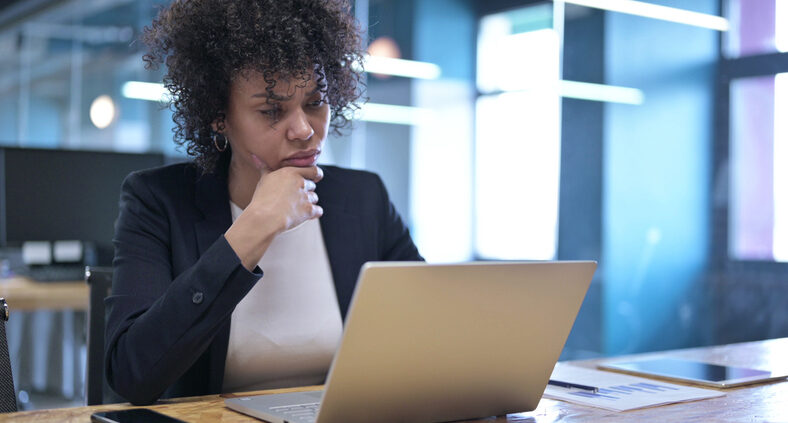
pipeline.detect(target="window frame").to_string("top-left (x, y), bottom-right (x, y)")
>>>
top-left (472, 0), bottom-right (562, 261)
top-left (713, 0), bottom-right (788, 270)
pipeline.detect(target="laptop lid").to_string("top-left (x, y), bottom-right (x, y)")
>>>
top-left (310, 260), bottom-right (596, 422)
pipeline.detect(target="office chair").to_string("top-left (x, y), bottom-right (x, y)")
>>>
top-left (0, 298), bottom-right (17, 412)
top-left (85, 267), bottom-right (122, 405)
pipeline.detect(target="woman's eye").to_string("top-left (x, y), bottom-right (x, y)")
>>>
top-left (260, 108), bottom-right (279, 119)
top-left (308, 98), bottom-right (326, 107)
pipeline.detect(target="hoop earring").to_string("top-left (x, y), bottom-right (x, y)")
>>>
top-left (212, 132), bottom-right (228, 152)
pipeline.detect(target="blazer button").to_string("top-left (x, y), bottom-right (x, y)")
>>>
top-left (192, 291), bottom-right (204, 304)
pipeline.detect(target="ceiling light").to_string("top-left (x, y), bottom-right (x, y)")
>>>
top-left (560, 0), bottom-right (729, 31)
top-left (121, 81), bottom-right (171, 102)
top-left (559, 80), bottom-right (644, 105)
top-left (89, 95), bottom-right (116, 129)
top-left (352, 55), bottom-right (441, 80)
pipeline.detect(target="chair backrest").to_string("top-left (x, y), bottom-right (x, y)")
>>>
top-left (0, 298), bottom-right (17, 413)
top-left (85, 266), bottom-right (120, 405)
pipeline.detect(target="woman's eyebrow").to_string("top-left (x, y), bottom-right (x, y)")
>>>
top-left (250, 86), bottom-right (322, 100)
top-left (250, 92), bottom-right (287, 101)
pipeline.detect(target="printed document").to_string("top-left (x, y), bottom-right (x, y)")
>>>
top-left (543, 363), bottom-right (725, 412)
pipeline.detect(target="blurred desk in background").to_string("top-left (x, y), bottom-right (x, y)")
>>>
top-left (0, 276), bottom-right (89, 409)
top-left (0, 276), bottom-right (88, 311)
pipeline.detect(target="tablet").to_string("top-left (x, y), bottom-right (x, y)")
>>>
top-left (598, 358), bottom-right (788, 388)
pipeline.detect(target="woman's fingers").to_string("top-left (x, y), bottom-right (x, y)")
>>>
top-left (312, 204), bottom-right (324, 218)
top-left (292, 165), bottom-right (323, 183)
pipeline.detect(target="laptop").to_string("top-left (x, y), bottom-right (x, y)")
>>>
top-left (225, 260), bottom-right (596, 423)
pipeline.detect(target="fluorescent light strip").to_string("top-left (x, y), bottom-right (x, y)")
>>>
top-left (559, 80), bottom-right (644, 105)
top-left (502, 80), bottom-right (644, 105)
top-left (356, 103), bottom-right (434, 126)
top-left (353, 54), bottom-right (441, 80)
top-left (121, 82), bottom-right (430, 126)
top-left (560, 0), bottom-right (729, 31)
top-left (122, 81), bottom-right (171, 102)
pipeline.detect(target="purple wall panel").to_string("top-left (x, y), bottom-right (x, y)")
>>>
top-left (730, 0), bottom-right (776, 57)
top-left (730, 75), bottom-right (775, 259)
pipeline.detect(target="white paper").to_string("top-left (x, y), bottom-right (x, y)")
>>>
top-left (543, 363), bottom-right (725, 412)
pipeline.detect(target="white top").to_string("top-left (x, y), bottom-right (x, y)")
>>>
top-left (222, 202), bottom-right (343, 393)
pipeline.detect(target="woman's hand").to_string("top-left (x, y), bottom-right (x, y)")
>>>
top-left (225, 156), bottom-right (323, 270)
top-left (248, 164), bottom-right (324, 231)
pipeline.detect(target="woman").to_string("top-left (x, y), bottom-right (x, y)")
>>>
top-left (106, 0), bottom-right (422, 405)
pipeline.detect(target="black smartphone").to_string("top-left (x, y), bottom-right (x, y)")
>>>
top-left (91, 409), bottom-right (187, 423)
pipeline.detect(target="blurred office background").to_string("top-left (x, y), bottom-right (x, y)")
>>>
top-left (0, 0), bottom-right (786, 410)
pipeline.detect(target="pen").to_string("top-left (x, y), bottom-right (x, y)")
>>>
top-left (548, 379), bottom-right (599, 393)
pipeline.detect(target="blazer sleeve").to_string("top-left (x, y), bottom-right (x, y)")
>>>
top-left (105, 172), bottom-right (262, 405)
top-left (373, 173), bottom-right (424, 262)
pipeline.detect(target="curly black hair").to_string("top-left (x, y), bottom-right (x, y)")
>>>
top-left (142, 0), bottom-right (364, 173)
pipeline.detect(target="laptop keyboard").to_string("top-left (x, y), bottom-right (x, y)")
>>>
top-left (269, 402), bottom-right (320, 423)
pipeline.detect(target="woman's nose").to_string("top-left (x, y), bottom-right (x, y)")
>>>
top-left (286, 108), bottom-right (315, 142)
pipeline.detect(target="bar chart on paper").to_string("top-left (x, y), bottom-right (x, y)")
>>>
top-left (543, 363), bottom-right (724, 411)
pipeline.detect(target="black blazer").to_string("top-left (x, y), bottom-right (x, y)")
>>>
top-left (105, 162), bottom-right (422, 405)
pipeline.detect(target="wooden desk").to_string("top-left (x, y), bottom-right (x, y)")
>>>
top-left (6, 338), bottom-right (788, 422)
top-left (0, 276), bottom-right (88, 311)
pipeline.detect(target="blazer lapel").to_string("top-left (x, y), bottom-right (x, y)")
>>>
top-left (316, 170), bottom-right (363, 320)
top-left (193, 171), bottom-right (232, 255)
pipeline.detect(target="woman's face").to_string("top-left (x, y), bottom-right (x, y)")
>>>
top-left (222, 70), bottom-right (330, 173)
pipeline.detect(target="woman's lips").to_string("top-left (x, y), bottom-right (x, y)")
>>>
top-left (282, 150), bottom-right (320, 167)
